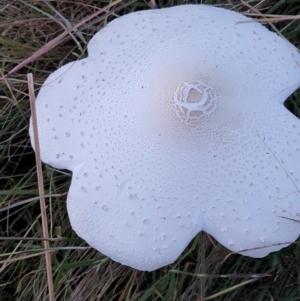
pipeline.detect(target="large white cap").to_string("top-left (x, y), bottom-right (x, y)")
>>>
top-left (29, 4), bottom-right (300, 271)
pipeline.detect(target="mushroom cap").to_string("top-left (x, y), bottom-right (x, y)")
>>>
top-left (29, 4), bottom-right (300, 271)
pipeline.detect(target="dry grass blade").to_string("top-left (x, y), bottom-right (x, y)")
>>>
top-left (0, 193), bottom-right (67, 212)
top-left (239, 14), bottom-right (300, 23)
top-left (197, 279), bottom-right (260, 301)
top-left (239, 0), bottom-right (299, 51)
top-left (0, 213), bottom-right (41, 274)
top-left (2, 0), bottom-right (126, 79)
top-left (27, 73), bottom-right (54, 301)
top-left (246, 13), bottom-right (300, 18)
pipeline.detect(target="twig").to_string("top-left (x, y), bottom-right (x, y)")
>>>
top-left (27, 74), bottom-right (55, 301)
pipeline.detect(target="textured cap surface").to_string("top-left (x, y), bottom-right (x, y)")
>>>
top-left (29, 4), bottom-right (300, 271)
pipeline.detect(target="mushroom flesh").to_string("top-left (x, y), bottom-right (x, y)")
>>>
top-left (29, 4), bottom-right (300, 271)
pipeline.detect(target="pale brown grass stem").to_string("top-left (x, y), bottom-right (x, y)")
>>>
top-left (2, 0), bottom-right (128, 79)
top-left (27, 73), bottom-right (55, 301)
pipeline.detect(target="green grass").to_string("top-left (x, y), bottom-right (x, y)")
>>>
top-left (1, 0), bottom-right (300, 300)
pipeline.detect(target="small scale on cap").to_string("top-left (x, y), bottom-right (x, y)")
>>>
top-left (29, 4), bottom-right (300, 271)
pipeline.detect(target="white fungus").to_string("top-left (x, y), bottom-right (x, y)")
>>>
top-left (29, 5), bottom-right (300, 271)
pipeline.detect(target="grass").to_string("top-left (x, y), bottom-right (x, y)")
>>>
top-left (1, 0), bottom-right (300, 300)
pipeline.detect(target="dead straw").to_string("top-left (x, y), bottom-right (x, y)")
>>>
top-left (2, 0), bottom-right (127, 79)
top-left (27, 73), bottom-right (55, 301)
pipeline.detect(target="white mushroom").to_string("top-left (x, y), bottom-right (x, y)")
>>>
top-left (29, 4), bottom-right (300, 271)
